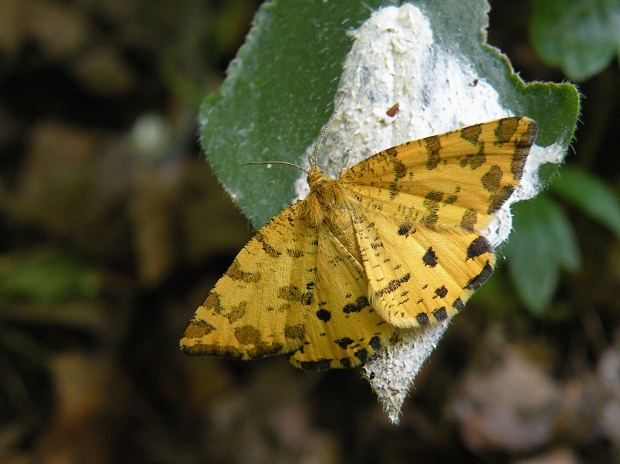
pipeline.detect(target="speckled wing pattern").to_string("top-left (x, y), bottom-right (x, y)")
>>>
top-left (181, 201), bottom-right (393, 370)
top-left (181, 116), bottom-right (537, 370)
top-left (341, 117), bottom-right (537, 328)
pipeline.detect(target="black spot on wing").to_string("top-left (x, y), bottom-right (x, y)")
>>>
top-left (284, 324), bottom-right (305, 340)
top-left (423, 247), bottom-right (438, 267)
top-left (183, 343), bottom-right (243, 358)
top-left (299, 359), bottom-right (333, 371)
top-left (511, 120), bottom-right (537, 180)
top-left (460, 208), bottom-right (477, 231)
top-left (234, 325), bottom-right (261, 345)
top-left (278, 285), bottom-right (313, 305)
top-left (397, 220), bottom-right (415, 236)
top-left (394, 159), bottom-right (407, 180)
top-left (512, 147), bottom-right (529, 181)
top-left (183, 319), bottom-right (215, 339)
top-left (510, 121), bottom-right (538, 180)
top-left (335, 337), bottom-right (355, 349)
top-left (444, 194), bottom-right (458, 204)
top-left (422, 191), bottom-right (443, 227)
top-left (316, 309), bottom-right (331, 322)
top-left (369, 336), bottom-right (382, 351)
top-left (247, 343), bottom-right (285, 359)
top-left (225, 259), bottom-right (261, 283)
top-left (434, 286), bottom-right (448, 298)
top-left (339, 358), bottom-right (352, 368)
top-left (278, 285), bottom-right (301, 301)
top-left (433, 307), bottom-right (448, 321)
top-left (256, 232), bottom-right (281, 258)
top-left (389, 158), bottom-right (407, 199)
top-left (459, 145), bottom-right (486, 170)
top-left (495, 117), bottom-right (519, 143)
top-left (452, 298), bottom-right (465, 312)
top-left (460, 123), bottom-right (482, 143)
top-left (223, 301), bottom-right (247, 324)
top-left (343, 296), bottom-right (370, 314)
top-left (416, 313), bottom-right (430, 326)
top-left (354, 348), bottom-right (369, 363)
top-left (465, 261), bottom-right (494, 291)
top-left (467, 236), bottom-right (493, 259)
top-left (376, 274), bottom-right (411, 297)
top-left (286, 248), bottom-right (305, 258)
top-left (481, 165), bottom-right (503, 193)
top-left (425, 135), bottom-right (441, 170)
top-left (487, 185), bottom-right (515, 214)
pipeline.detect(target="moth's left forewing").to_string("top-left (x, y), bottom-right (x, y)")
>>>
top-left (341, 117), bottom-right (537, 231)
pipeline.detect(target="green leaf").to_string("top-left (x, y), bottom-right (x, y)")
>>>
top-left (550, 165), bottom-right (620, 238)
top-left (530, 0), bottom-right (620, 81)
top-left (199, 0), bottom-right (580, 229)
top-left (504, 195), bottom-right (581, 315)
top-left (0, 251), bottom-right (101, 305)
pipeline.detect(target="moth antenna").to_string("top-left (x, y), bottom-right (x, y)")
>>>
top-left (243, 161), bottom-right (309, 175)
top-left (314, 96), bottom-right (346, 168)
top-left (245, 96), bottom-right (346, 174)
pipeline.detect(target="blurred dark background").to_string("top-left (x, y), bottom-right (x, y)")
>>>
top-left (1, 1), bottom-right (619, 463)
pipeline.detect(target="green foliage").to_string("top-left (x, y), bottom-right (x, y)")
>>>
top-left (504, 195), bottom-right (580, 315)
top-left (530, 0), bottom-right (620, 81)
top-left (550, 165), bottom-right (620, 238)
top-left (0, 251), bottom-right (101, 305)
top-left (505, 166), bottom-right (620, 316)
top-left (0, 251), bottom-right (102, 418)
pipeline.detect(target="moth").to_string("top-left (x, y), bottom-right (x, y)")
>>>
top-left (181, 116), bottom-right (537, 371)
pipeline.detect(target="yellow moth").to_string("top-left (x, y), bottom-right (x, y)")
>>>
top-left (181, 116), bottom-right (537, 370)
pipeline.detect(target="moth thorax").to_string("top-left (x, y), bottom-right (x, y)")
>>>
top-left (304, 171), bottom-right (346, 224)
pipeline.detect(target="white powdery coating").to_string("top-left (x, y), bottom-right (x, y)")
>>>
top-left (293, 4), bottom-right (563, 423)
